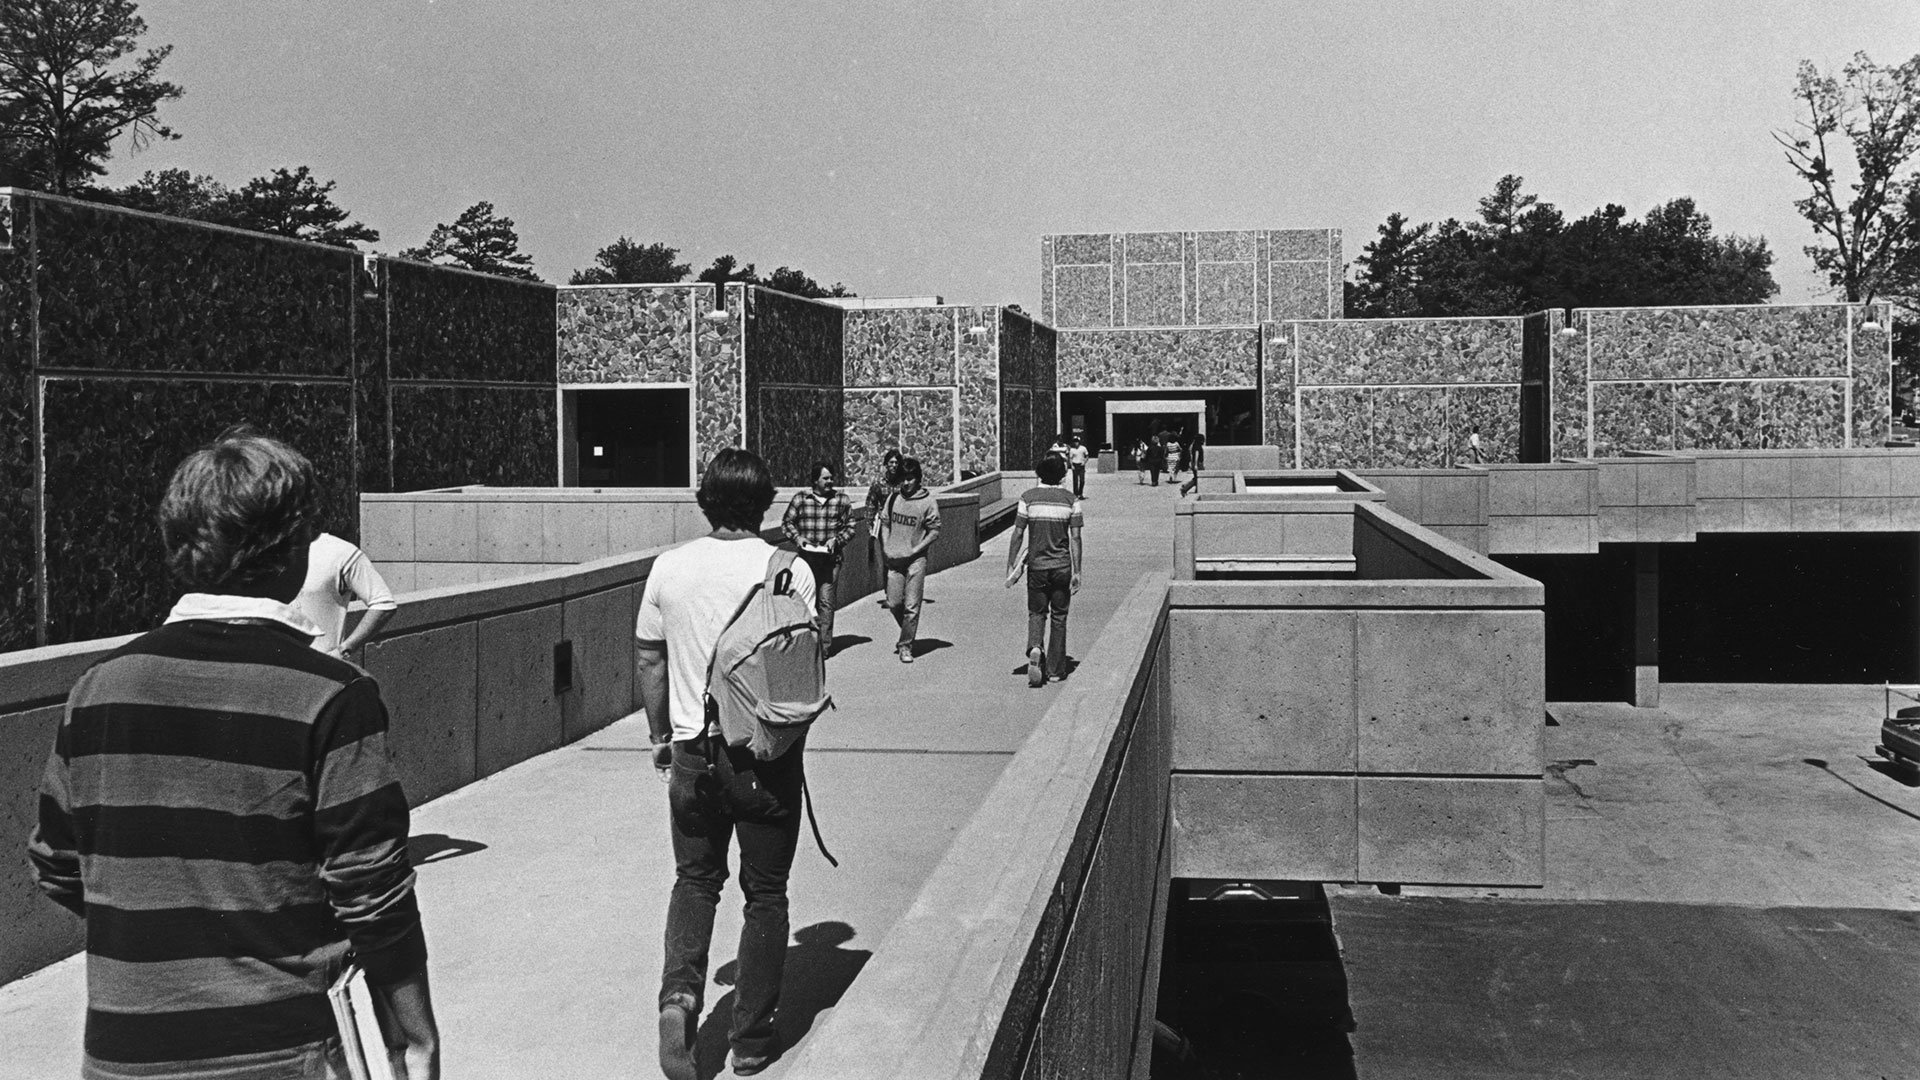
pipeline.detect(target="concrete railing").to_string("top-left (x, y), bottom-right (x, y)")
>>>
top-left (789, 573), bottom-right (1172, 1079)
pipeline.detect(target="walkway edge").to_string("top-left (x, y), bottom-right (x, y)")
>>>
top-left (785, 570), bottom-right (1170, 1079)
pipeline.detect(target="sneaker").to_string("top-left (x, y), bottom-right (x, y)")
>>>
top-left (658, 998), bottom-right (697, 1080)
top-left (1027, 647), bottom-right (1046, 688)
top-left (732, 1049), bottom-right (777, 1076)
top-left (899, 645), bottom-right (914, 663)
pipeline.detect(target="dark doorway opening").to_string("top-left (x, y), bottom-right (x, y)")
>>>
top-left (1059, 389), bottom-right (1262, 453)
top-left (566, 388), bottom-right (691, 488)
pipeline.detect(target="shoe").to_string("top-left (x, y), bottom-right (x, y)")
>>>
top-left (899, 645), bottom-right (914, 663)
top-left (1028, 647), bottom-right (1046, 688)
top-left (1050, 672), bottom-right (1068, 683)
top-left (658, 998), bottom-right (697, 1080)
top-left (732, 1049), bottom-right (778, 1076)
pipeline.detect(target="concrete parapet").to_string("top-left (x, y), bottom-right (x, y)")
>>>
top-left (788, 572), bottom-right (1172, 1078)
top-left (1357, 776), bottom-right (1544, 885)
top-left (1172, 774), bottom-right (1356, 880)
top-left (1204, 444), bottom-right (1286, 471)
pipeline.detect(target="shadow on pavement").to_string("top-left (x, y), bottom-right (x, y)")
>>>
top-left (828, 634), bottom-right (872, 654)
top-left (1805, 758), bottom-right (1920, 821)
top-left (408, 833), bottom-right (488, 865)
top-left (907, 638), bottom-right (953, 658)
top-left (693, 921), bottom-right (872, 1078)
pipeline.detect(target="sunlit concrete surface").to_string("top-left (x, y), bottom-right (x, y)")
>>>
top-left (1335, 683), bottom-right (1920, 1078)
top-left (0, 469), bottom-right (1178, 1080)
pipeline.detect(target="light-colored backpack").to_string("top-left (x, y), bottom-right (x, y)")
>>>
top-left (704, 548), bottom-right (833, 761)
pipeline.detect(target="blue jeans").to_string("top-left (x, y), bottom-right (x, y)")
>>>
top-left (661, 736), bottom-right (806, 1058)
top-left (885, 556), bottom-right (927, 648)
top-left (1026, 565), bottom-right (1072, 676)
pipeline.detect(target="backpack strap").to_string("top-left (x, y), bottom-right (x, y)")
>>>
top-left (765, 546), bottom-right (798, 597)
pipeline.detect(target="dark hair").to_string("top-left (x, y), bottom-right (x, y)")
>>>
top-left (811, 460), bottom-right (836, 483)
top-left (1036, 455), bottom-right (1068, 484)
top-left (897, 456), bottom-right (923, 485)
top-left (883, 449), bottom-right (903, 465)
top-left (158, 428), bottom-right (319, 592)
top-left (698, 448), bottom-right (777, 531)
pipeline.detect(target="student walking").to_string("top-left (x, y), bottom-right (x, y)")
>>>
top-left (1068, 435), bottom-right (1090, 498)
top-left (1005, 455), bottom-right (1084, 686)
top-left (296, 530), bottom-right (399, 663)
top-left (782, 461), bottom-right (855, 655)
top-left (865, 450), bottom-right (903, 605)
top-left (877, 456), bottom-right (941, 663)
top-left (1134, 438), bottom-right (1149, 484)
top-left (30, 430), bottom-right (440, 1080)
top-left (637, 449), bottom-right (819, 1080)
top-left (1147, 432), bottom-right (1166, 487)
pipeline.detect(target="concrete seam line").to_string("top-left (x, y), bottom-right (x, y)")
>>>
top-left (787, 570), bottom-right (1168, 1079)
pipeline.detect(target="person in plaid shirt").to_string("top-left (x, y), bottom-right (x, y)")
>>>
top-left (782, 461), bottom-right (856, 655)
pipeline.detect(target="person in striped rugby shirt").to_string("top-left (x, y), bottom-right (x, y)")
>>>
top-left (1004, 454), bottom-right (1084, 687)
top-left (28, 429), bottom-right (439, 1080)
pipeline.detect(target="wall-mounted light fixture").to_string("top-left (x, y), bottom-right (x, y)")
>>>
top-left (703, 282), bottom-right (734, 324)
top-left (1861, 307), bottom-right (1884, 333)
top-left (966, 324), bottom-right (988, 339)
top-left (0, 193), bottom-right (13, 252)
top-left (1558, 309), bottom-right (1580, 338)
top-left (359, 252), bottom-right (380, 298)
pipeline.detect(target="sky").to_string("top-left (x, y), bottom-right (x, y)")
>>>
top-left (105, 0), bottom-right (1920, 308)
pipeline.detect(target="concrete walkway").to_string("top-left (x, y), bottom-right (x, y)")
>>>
top-left (0, 467), bottom-right (1179, 1080)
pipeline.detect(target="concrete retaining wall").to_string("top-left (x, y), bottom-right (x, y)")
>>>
top-left (788, 573), bottom-right (1172, 1079)
top-left (1167, 503), bottom-right (1546, 886)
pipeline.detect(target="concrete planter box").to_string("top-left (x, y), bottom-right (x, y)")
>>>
top-left (1167, 500), bottom-right (1545, 887)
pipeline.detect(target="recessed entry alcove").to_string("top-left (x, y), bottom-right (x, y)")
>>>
top-left (560, 387), bottom-right (692, 488)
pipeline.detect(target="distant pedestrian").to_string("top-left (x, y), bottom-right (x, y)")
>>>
top-left (1467, 426), bottom-right (1485, 464)
top-left (878, 456), bottom-right (941, 663)
top-left (782, 461), bottom-right (855, 656)
top-left (1147, 432), bottom-right (1166, 487)
top-left (1067, 435), bottom-right (1090, 498)
top-left (1047, 433), bottom-right (1070, 459)
top-left (296, 530), bottom-right (399, 663)
top-left (1134, 438), bottom-right (1149, 484)
top-left (1189, 429), bottom-right (1206, 472)
top-left (864, 449), bottom-right (903, 604)
top-left (1006, 454), bottom-right (1083, 687)
top-left (637, 448), bottom-right (818, 1080)
top-left (30, 429), bottom-right (440, 1080)
top-left (1166, 433), bottom-right (1183, 478)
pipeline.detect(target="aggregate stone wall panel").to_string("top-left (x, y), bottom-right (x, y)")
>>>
top-left (693, 285), bottom-right (746, 469)
top-left (1052, 264), bottom-right (1115, 328)
top-left (999, 310), bottom-right (1033, 388)
top-left (390, 385), bottom-right (555, 491)
top-left (844, 308), bottom-right (956, 388)
top-left (844, 389), bottom-right (901, 491)
top-left (1056, 328), bottom-right (1259, 390)
top-left (355, 260), bottom-right (391, 494)
top-left (1001, 388), bottom-right (1032, 472)
top-left (1587, 305), bottom-right (1849, 381)
top-left (1447, 384), bottom-right (1522, 464)
top-left (386, 259), bottom-right (555, 383)
top-left (1590, 382), bottom-right (1675, 457)
top-left (956, 305), bottom-right (1000, 474)
top-left (1268, 260), bottom-right (1334, 324)
top-left (1852, 307), bottom-right (1894, 445)
top-left (0, 199), bottom-right (35, 649)
top-left (1123, 262), bottom-right (1184, 327)
top-left (1031, 320), bottom-right (1058, 392)
top-left (41, 378), bottom-right (355, 644)
top-left (758, 387), bottom-right (845, 487)
top-left (1195, 261), bottom-right (1257, 325)
top-left (746, 287), bottom-right (843, 387)
top-left (556, 286), bottom-right (695, 384)
top-left (34, 196), bottom-right (355, 377)
top-left (901, 388), bottom-right (958, 487)
top-left (1295, 318), bottom-right (1522, 387)
top-left (1549, 311), bottom-right (1588, 459)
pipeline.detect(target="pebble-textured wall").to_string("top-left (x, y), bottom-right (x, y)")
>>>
top-left (756, 386), bottom-right (844, 488)
top-left (1056, 327), bottom-right (1259, 390)
top-left (693, 285), bottom-right (746, 473)
top-left (745, 287), bottom-right (844, 485)
top-left (557, 285), bottom-right (697, 385)
top-left (1577, 304), bottom-right (1890, 457)
top-left (1041, 229), bottom-right (1342, 330)
top-left (387, 259), bottom-right (554, 383)
top-left (956, 305), bottom-right (1000, 476)
top-left (0, 195), bottom-right (35, 650)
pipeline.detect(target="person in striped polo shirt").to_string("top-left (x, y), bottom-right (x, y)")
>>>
top-left (28, 430), bottom-right (439, 1080)
top-left (1004, 454), bottom-right (1084, 687)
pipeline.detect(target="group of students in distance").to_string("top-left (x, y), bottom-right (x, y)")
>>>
top-left (25, 430), bottom-right (1090, 1080)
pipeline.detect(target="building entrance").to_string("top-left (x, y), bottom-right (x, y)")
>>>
top-left (561, 387), bottom-right (691, 487)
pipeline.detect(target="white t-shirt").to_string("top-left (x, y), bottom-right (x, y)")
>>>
top-left (294, 533), bottom-right (397, 653)
top-left (1068, 445), bottom-right (1089, 466)
top-left (635, 536), bottom-right (817, 741)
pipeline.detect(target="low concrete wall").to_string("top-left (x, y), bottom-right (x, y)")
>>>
top-left (363, 477), bottom-right (995, 591)
top-left (789, 573), bottom-right (1172, 1079)
top-left (0, 546), bottom-right (670, 984)
top-left (1203, 444), bottom-right (1285, 471)
top-left (1167, 503), bottom-right (1546, 887)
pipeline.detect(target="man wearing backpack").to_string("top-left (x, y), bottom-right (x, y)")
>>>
top-left (637, 449), bottom-right (819, 1080)
top-left (877, 455), bottom-right (941, 663)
